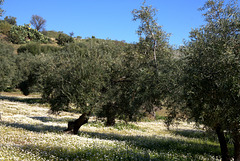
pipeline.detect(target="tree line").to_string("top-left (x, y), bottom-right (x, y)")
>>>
top-left (0, 0), bottom-right (239, 160)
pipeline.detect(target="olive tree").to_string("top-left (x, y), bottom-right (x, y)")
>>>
top-left (41, 45), bottom-right (104, 114)
top-left (95, 42), bottom-right (142, 125)
top-left (98, 1), bottom-right (173, 125)
top-left (167, 0), bottom-right (240, 160)
top-left (131, 1), bottom-right (173, 119)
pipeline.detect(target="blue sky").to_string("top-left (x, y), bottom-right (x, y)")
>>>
top-left (1, 0), bottom-right (234, 46)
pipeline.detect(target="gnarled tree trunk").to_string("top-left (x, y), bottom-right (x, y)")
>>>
top-left (64, 112), bottom-right (91, 134)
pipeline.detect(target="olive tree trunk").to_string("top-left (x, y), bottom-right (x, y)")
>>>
top-left (215, 125), bottom-right (230, 161)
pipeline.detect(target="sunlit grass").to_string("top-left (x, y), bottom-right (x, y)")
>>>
top-left (0, 94), bottom-right (227, 160)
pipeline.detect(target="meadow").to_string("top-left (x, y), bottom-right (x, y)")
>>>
top-left (0, 93), bottom-right (225, 161)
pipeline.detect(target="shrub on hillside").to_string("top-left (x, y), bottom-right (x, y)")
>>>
top-left (17, 43), bottom-right (60, 55)
top-left (62, 42), bottom-right (87, 53)
top-left (56, 33), bottom-right (74, 46)
top-left (41, 45), bottom-right (60, 53)
top-left (17, 43), bottom-right (41, 55)
top-left (0, 21), bottom-right (11, 35)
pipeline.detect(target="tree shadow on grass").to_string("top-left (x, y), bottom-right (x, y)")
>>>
top-left (1, 121), bottom-right (66, 133)
top-left (16, 143), bottom-right (163, 161)
top-left (30, 116), bottom-right (72, 123)
top-left (171, 129), bottom-right (219, 142)
top-left (79, 130), bottom-right (222, 159)
top-left (0, 95), bottom-right (44, 104)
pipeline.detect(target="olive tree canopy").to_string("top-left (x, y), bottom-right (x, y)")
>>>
top-left (167, 0), bottom-right (240, 160)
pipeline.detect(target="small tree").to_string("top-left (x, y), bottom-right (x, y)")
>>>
top-left (4, 16), bottom-right (17, 25)
top-left (30, 15), bottom-right (46, 31)
top-left (131, 1), bottom-right (172, 120)
top-left (0, 21), bottom-right (11, 35)
top-left (0, 0), bottom-right (4, 17)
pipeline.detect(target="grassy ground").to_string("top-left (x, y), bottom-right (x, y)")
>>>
top-left (0, 93), bottom-right (226, 160)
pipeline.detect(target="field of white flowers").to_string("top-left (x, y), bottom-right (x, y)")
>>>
top-left (0, 93), bottom-right (225, 161)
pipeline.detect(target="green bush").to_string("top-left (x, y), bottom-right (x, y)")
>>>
top-left (0, 21), bottom-right (12, 35)
top-left (56, 33), bottom-right (74, 45)
top-left (0, 41), bottom-right (16, 91)
top-left (17, 43), bottom-right (41, 55)
top-left (62, 42), bottom-right (87, 53)
top-left (16, 52), bottom-right (52, 95)
top-left (9, 24), bottom-right (50, 44)
top-left (17, 43), bottom-right (60, 55)
top-left (41, 45), bottom-right (60, 53)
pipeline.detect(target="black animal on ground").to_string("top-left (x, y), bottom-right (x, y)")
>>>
top-left (64, 112), bottom-right (90, 134)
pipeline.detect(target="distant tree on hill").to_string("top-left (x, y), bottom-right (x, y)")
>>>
top-left (56, 33), bottom-right (74, 45)
top-left (4, 16), bottom-right (17, 25)
top-left (69, 32), bottom-right (74, 37)
top-left (0, 0), bottom-right (4, 17)
top-left (0, 20), bottom-right (11, 35)
top-left (30, 15), bottom-right (46, 31)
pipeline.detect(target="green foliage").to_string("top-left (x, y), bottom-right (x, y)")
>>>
top-left (61, 42), bottom-right (87, 53)
top-left (132, 1), bottom-right (170, 65)
top-left (130, 2), bottom-right (173, 122)
top-left (8, 24), bottom-right (50, 44)
top-left (56, 33), bottom-right (74, 45)
top-left (0, 41), bottom-right (16, 91)
top-left (17, 42), bottom-right (41, 55)
top-left (166, 0), bottom-right (240, 160)
top-left (40, 2), bottom-right (173, 127)
top-left (41, 48), bottom-right (104, 113)
top-left (15, 52), bottom-right (51, 95)
top-left (17, 43), bottom-right (60, 55)
top-left (0, 21), bottom-right (11, 35)
top-left (185, 0), bottom-right (240, 133)
top-left (40, 45), bottom-right (60, 53)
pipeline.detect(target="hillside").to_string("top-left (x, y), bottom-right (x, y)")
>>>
top-left (0, 92), bottom-right (225, 160)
